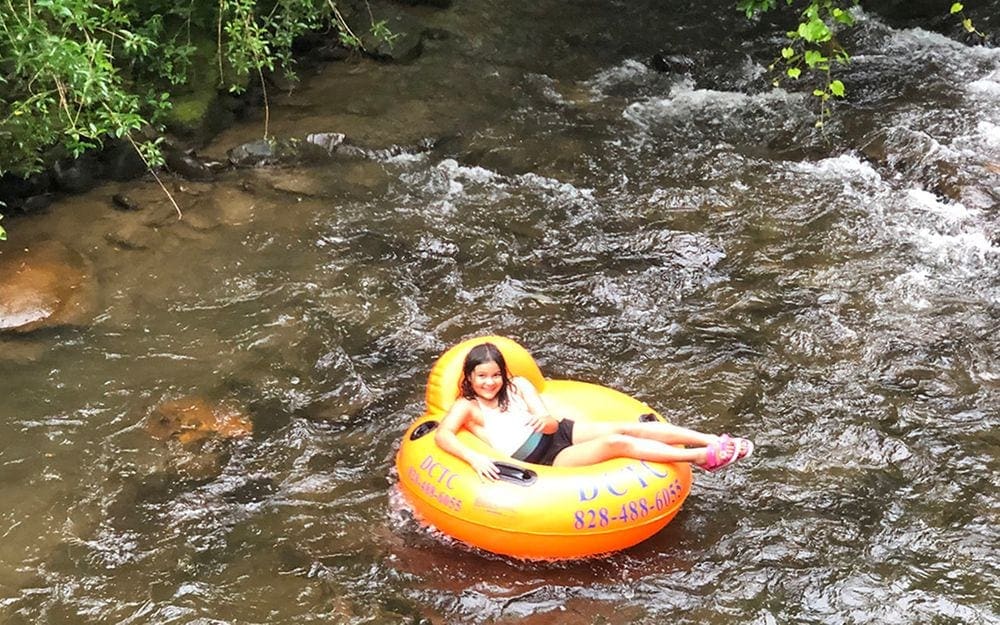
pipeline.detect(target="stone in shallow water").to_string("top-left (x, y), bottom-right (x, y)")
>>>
top-left (0, 241), bottom-right (98, 333)
top-left (146, 396), bottom-right (253, 446)
top-left (111, 193), bottom-right (142, 211)
top-left (228, 139), bottom-right (283, 168)
top-left (104, 221), bottom-right (160, 250)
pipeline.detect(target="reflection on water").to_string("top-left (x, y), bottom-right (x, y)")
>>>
top-left (1, 1), bottom-right (999, 623)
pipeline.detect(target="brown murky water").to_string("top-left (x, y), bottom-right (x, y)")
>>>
top-left (1, 2), bottom-right (999, 624)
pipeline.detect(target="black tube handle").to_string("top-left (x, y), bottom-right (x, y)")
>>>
top-left (410, 420), bottom-right (438, 440)
top-left (494, 462), bottom-right (538, 485)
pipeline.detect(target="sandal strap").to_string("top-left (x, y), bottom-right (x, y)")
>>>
top-left (719, 439), bottom-right (740, 468)
top-left (722, 433), bottom-right (754, 459)
top-left (703, 438), bottom-right (737, 472)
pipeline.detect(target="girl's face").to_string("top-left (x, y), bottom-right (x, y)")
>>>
top-left (469, 360), bottom-right (504, 401)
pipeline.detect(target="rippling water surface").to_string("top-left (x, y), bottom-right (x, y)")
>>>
top-left (1, 2), bottom-right (998, 624)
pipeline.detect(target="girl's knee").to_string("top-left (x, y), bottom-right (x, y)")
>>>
top-left (601, 434), bottom-right (635, 456)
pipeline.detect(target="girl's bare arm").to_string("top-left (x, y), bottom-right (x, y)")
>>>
top-left (435, 399), bottom-right (501, 480)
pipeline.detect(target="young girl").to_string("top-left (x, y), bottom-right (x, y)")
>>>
top-left (435, 342), bottom-right (754, 481)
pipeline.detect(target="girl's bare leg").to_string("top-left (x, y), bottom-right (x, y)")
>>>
top-left (551, 434), bottom-right (709, 468)
top-left (571, 420), bottom-right (719, 447)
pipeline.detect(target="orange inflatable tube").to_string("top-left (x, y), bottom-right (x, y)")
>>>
top-left (396, 336), bottom-right (692, 560)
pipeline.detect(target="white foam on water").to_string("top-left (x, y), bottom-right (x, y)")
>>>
top-left (976, 120), bottom-right (1000, 148)
top-left (516, 171), bottom-right (595, 201)
top-left (794, 153), bottom-right (883, 184)
top-left (911, 227), bottom-right (997, 265)
top-left (892, 26), bottom-right (971, 53)
top-left (789, 154), bottom-right (888, 205)
top-left (419, 159), bottom-right (507, 213)
top-left (585, 59), bottom-right (652, 96)
top-left (906, 188), bottom-right (978, 221)
top-left (873, 269), bottom-right (933, 314)
top-left (526, 73), bottom-right (569, 105)
top-left (622, 79), bottom-right (803, 128)
top-left (964, 69), bottom-right (1000, 134)
top-left (869, 182), bottom-right (997, 316)
top-left (899, 189), bottom-right (998, 271)
top-left (384, 150), bottom-right (429, 165)
top-left (967, 76), bottom-right (1000, 98)
top-left (878, 22), bottom-right (1000, 67)
top-left (437, 158), bottom-right (500, 185)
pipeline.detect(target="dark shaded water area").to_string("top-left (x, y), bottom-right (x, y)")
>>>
top-left (2, 1), bottom-right (999, 623)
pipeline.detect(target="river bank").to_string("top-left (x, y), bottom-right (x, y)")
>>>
top-left (1, 0), bottom-right (996, 226)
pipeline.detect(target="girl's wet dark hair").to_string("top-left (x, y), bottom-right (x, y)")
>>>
top-left (460, 342), bottom-right (512, 410)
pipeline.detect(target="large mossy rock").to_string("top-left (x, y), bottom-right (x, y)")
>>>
top-left (162, 30), bottom-right (245, 138)
top-left (0, 241), bottom-right (98, 333)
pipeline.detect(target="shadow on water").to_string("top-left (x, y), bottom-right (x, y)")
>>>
top-left (2, 0), bottom-right (1000, 623)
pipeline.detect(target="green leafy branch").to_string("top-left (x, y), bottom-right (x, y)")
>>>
top-left (0, 1), bottom-right (157, 174)
top-left (949, 2), bottom-right (985, 38)
top-left (748, 1), bottom-right (856, 128)
top-left (327, 0), bottom-right (398, 52)
top-left (743, 1), bottom-right (991, 128)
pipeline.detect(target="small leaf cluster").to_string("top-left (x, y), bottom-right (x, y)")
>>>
top-left (744, 1), bottom-right (856, 127)
top-left (949, 2), bottom-right (985, 38)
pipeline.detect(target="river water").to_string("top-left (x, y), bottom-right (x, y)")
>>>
top-left (1, 1), bottom-right (999, 624)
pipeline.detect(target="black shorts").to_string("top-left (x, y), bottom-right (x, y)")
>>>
top-left (522, 419), bottom-right (575, 466)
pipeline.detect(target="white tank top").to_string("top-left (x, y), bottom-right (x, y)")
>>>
top-left (476, 390), bottom-right (536, 457)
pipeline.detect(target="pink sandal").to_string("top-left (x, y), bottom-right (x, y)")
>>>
top-left (699, 438), bottom-right (739, 472)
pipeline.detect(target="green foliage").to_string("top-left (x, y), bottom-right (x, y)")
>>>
top-left (743, 1), bottom-right (989, 128)
top-left (737, 0), bottom-right (788, 18)
top-left (0, 0), bottom-right (395, 180)
top-left (949, 2), bottom-right (985, 37)
top-left (370, 19), bottom-right (400, 50)
top-left (0, 214), bottom-right (6, 241)
top-left (219, 0), bottom-right (325, 95)
top-left (745, 0), bottom-right (855, 127)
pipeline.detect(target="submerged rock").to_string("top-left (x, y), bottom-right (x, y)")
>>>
top-left (0, 241), bottom-right (98, 333)
top-left (227, 139), bottom-right (289, 168)
top-left (178, 184), bottom-right (257, 228)
top-left (650, 52), bottom-right (696, 74)
top-left (21, 194), bottom-right (54, 213)
top-left (305, 132), bottom-right (348, 153)
top-left (226, 132), bottom-right (438, 170)
top-left (164, 147), bottom-right (218, 181)
top-left (104, 221), bottom-right (159, 250)
top-left (146, 396), bottom-right (253, 446)
top-left (111, 193), bottom-right (141, 211)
